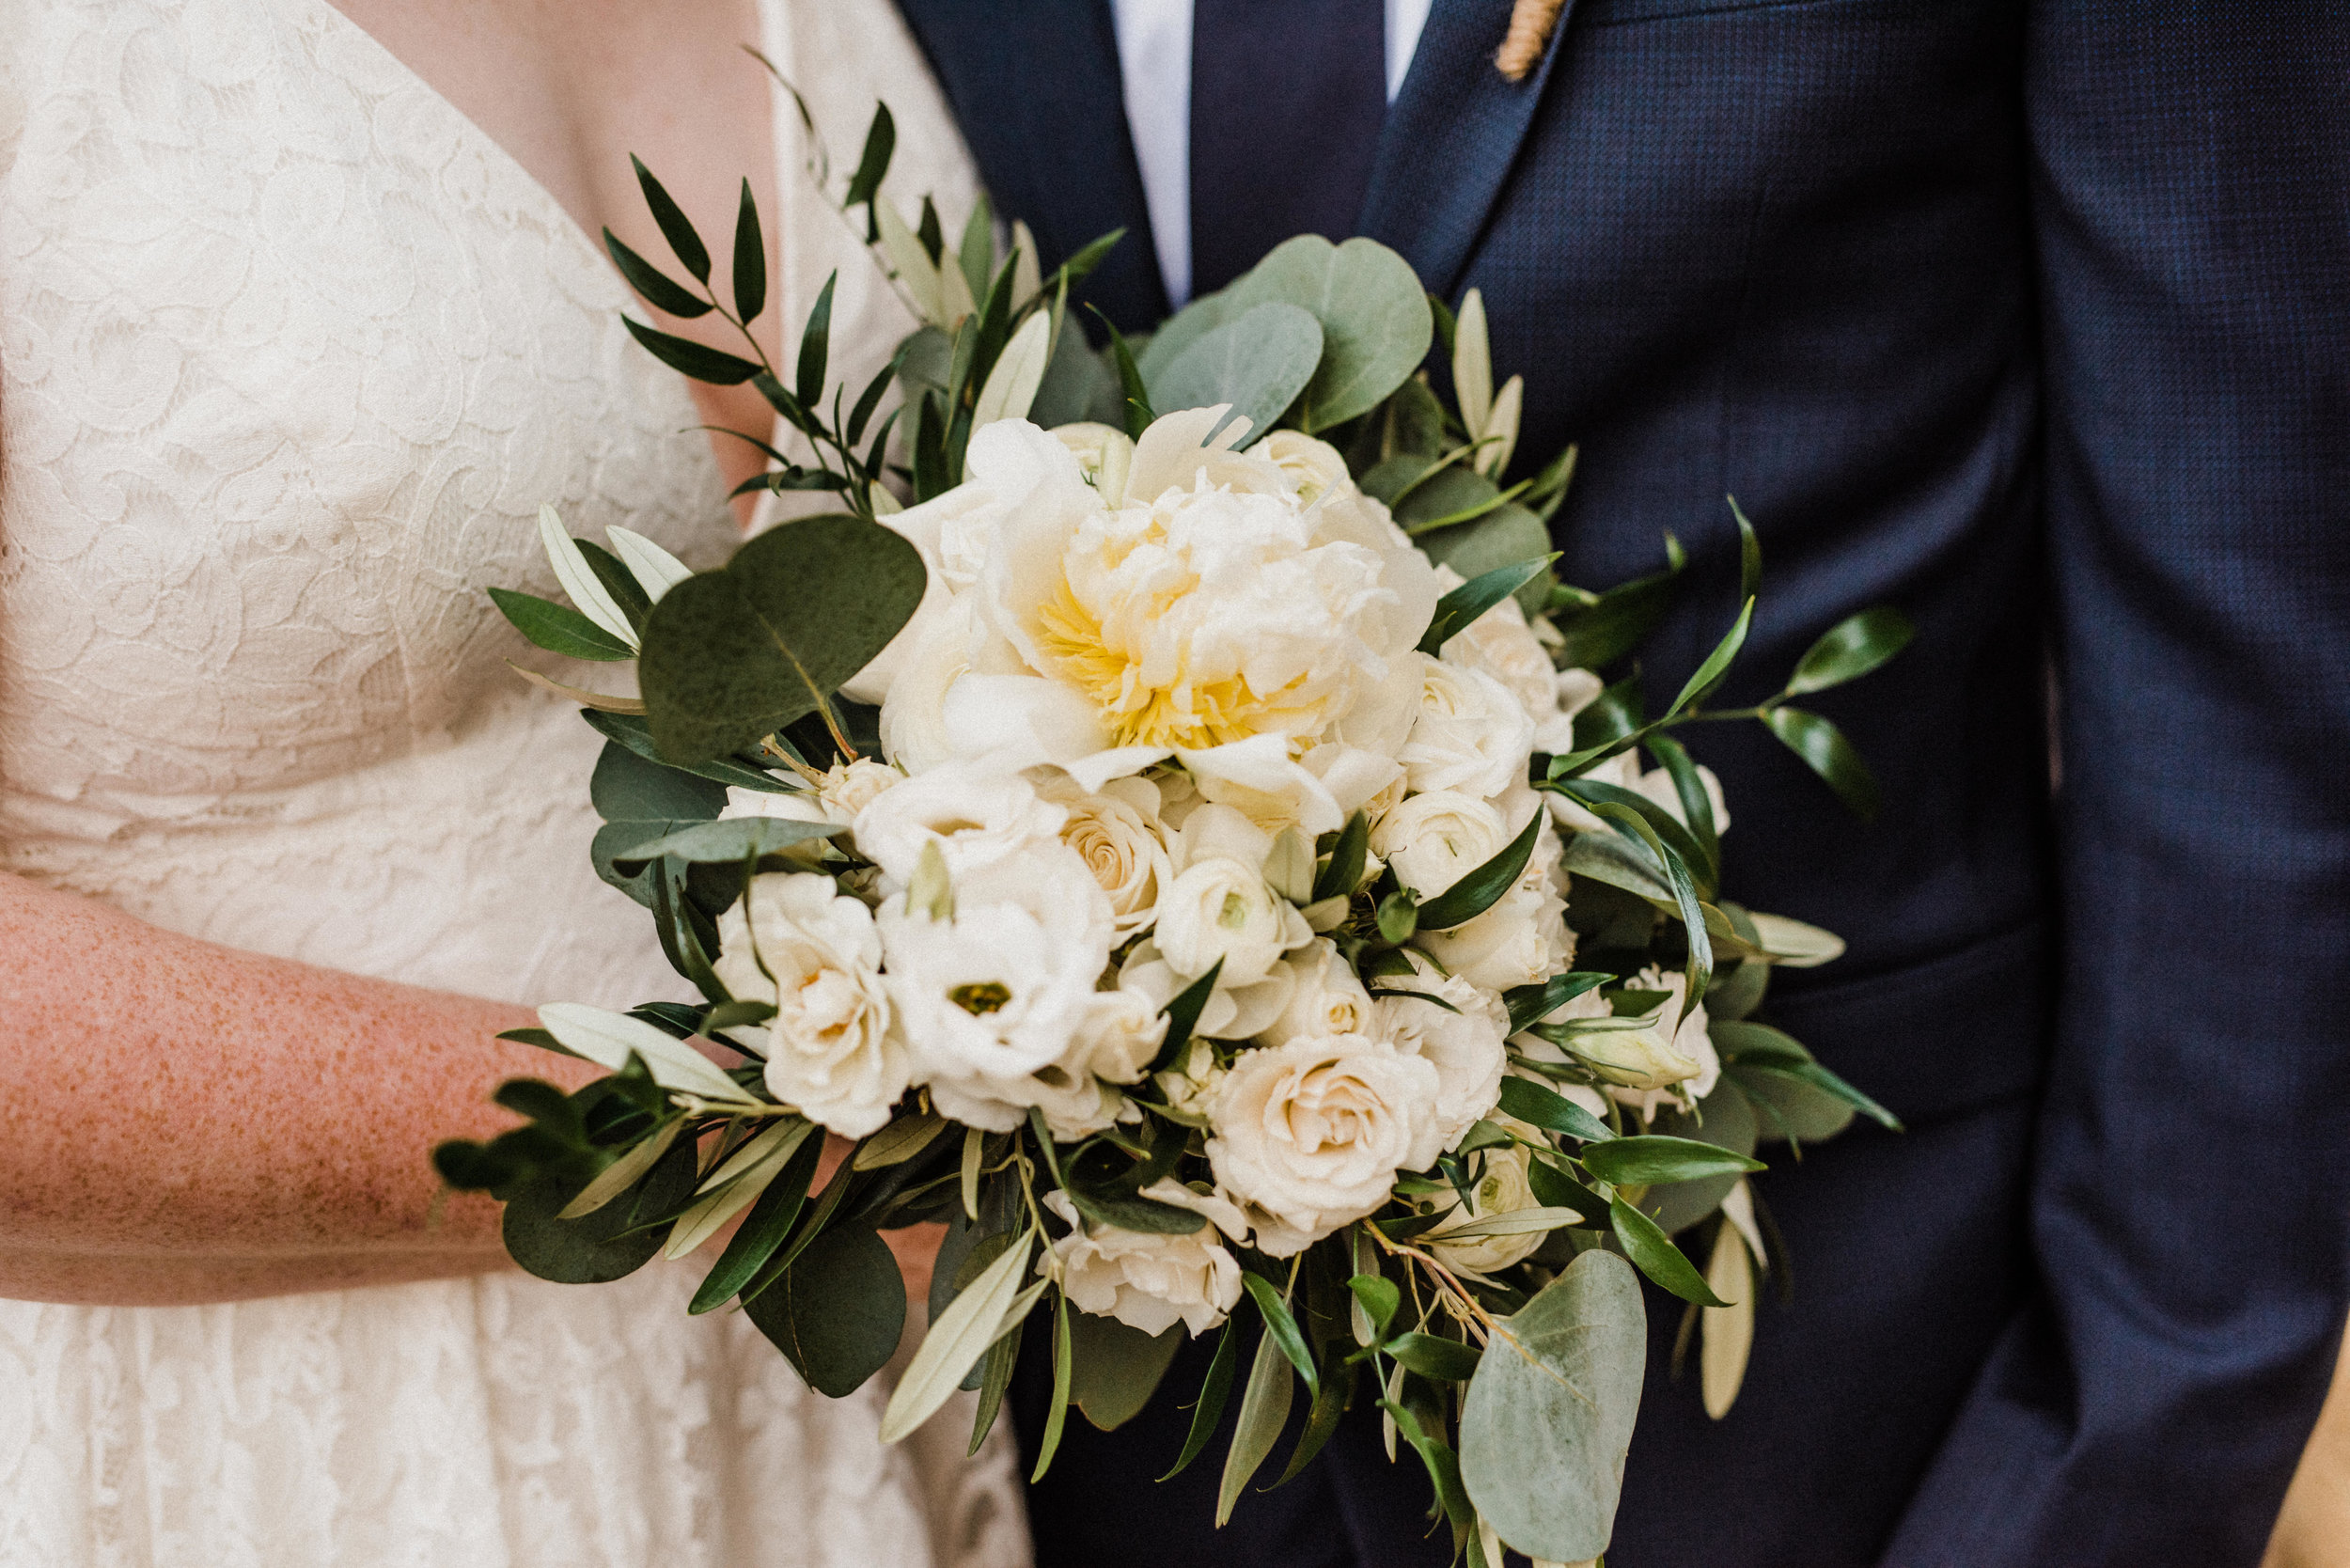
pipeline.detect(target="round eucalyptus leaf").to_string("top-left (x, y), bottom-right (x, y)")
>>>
top-left (1645, 1077), bottom-right (1762, 1235)
top-left (1227, 236), bottom-right (1434, 431)
top-left (637, 515), bottom-right (926, 766)
top-left (1460, 1249), bottom-right (1647, 1563)
top-left (1067, 1312), bottom-right (1185, 1433)
top-left (502, 1133), bottom-right (697, 1285)
top-left (1134, 287), bottom-right (1246, 384)
top-left (1146, 302), bottom-right (1324, 444)
top-left (746, 1223), bottom-right (908, 1398)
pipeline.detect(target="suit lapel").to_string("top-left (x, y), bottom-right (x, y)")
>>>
top-left (1357, 0), bottom-right (1576, 301)
top-left (892, 0), bottom-right (1167, 330)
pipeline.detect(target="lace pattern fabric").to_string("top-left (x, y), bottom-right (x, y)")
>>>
top-left (0, 0), bottom-right (1022, 1561)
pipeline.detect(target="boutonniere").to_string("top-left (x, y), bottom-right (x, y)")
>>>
top-left (1496, 0), bottom-right (1567, 80)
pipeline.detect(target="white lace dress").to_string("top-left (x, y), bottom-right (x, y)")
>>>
top-left (0, 1), bottom-right (1026, 1563)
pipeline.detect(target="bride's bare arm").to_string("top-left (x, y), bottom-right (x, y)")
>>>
top-left (0, 873), bottom-right (598, 1305)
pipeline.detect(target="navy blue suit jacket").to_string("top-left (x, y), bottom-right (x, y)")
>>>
top-left (891, 4), bottom-right (2350, 1563)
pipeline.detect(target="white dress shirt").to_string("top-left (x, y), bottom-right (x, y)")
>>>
top-left (1109, 0), bottom-right (1434, 306)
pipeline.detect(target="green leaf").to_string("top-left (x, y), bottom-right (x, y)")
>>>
top-left (958, 193), bottom-right (995, 315)
top-left (1092, 307), bottom-right (1155, 440)
top-left (1216, 1326), bottom-right (1297, 1526)
top-left (795, 272), bottom-right (835, 411)
top-left (881, 1226), bottom-right (1037, 1441)
top-left (1068, 1313), bottom-right (1184, 1433)
top-left (1526, 1157), bottom-right (1613, 1225)
top-left (1668, 597), bottom-right (1755, 717)
top-left (632, 154), bottom-right (710, 281)
top-left (1274, 1353), bottom-right (1353, 1487)
top-left (1550, 562), bottom-right (1683, 673)
top-left (1414, 503), bottom-right (1555, 619)
top-left (1135, 287), bottom-right (1246, 385)
top-left (688, 1126), bottom-right (824, 1311)
top-left (487, 587), bottom-right (635, 663)
top-left (1158, 1317), bottom-right (1239, 1481)
top-left (1549, 778), bottom-right (1717, 904)
top-left (1642, 732), bottom-right (1720, 883)
top-left (1146, 301), bottom-right (1323, 445)
top-left (732, 179), bottom-right (767, 324)
top-left (1590, 802), bottom-right (1713, 1026)
top-left (1414, 810), bottom-right (1543, 931)
top-left (1459, 1250), bottom-right (1647, 1563)
top-left (746, 1222), bottom-right (906, 1397)
top-left (1239, 1274), bottom-right (1318, 1396)
top-left (607, 814), bottom-right (843, 870)
top-left (1385, 1331), bottom-right (1482, 1383)
top-left (1045, 227), bottom-right (1127, 297)
top-left (1730, 494), bottom-right (1762, 604)
top-left (1762, 706), bottom-right (1882, 820)
top-left (603, 228), bottom-right (712, 319)
top-left (1641, 1078), bottom-right (1762, 1235)
top-left (635, 515), bottom-right (927, 765)
top-left (575, 540), bottom-right (654, 634)
top-left (1385, 1395), bottom-right (1476, 1533)
top-left (1029, 1291), bottom-right (1076, 1482)
top-left (502, 1133), bottom-right (698, 1284)
top-left (1145, 958), bottom-right (1223, 1074)
top-left (1609, 1197), bottom-right (1726, 1307)
top-left (623, 316), bottom-right (762, 385)
top-left (1504, 972), bottom-right (1613, 1033)
top-left (842, 102), bottom-right (895, 210)
top-left (1496, 1076), bottom-right (1619, 1144)
top-left (1786, 606), bottom-right (1915, 696)
top-left (1581, 1135), bottom-right (1764, 1187)
top-left (1225, 236), bottom-right (1434, 431)
top-left (589, 740), bottom-right (728, 824)
top-left (582, 709), bottom-right (791, 793)
top-left (1375, 888), bottom-right (1419, 944)
top-left (1418, 555), bottom-right (1560, 655)
top-left (1348, 1274), bottom-right (1400, 1342)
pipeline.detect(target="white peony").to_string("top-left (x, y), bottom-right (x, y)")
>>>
top-left (1051, 421), bottom-right (1136, 507)
top-left (1042, 1184), bottom-right (1244, 1337)
top-left (877, 845), bottom-right (1118, 1131)
top-left (714, 872), bottom-right (905, 1137)
top-left (850, 759), bottom-right (1067, 887)
top-left (1206, 1033), bottom-right (1438, 1255)
top-left (1372, 961), bottom-right (1511, 1170)
top-left (1371, 788), bottom-right (1507, 900)
top-left (1422, 1122), bottom-right (1550, 1275)
top-left (1397, 654), bottom-right (1537, 803)
top-left (1259, 938), bottom-right (1376, 1044)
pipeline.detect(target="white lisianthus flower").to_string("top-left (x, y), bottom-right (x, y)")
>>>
top-left (1038, 771), bottom-right (1173, 934)
top-left (1051, 422), bottom-right (1136, 507)
top-left (1372, 961), bottom-right (1511, 1170)
top-left (1371, 789), bottom-right (1507, 900)
top-left (1397, 654), bottom-right (1538, 803)
top-left (1155, 855), bottom-right (1312, 986)
top-left (1042, 1185), bottom-right (1244, 1337)
top-left (877, 845), bottom-right (1117, 1131)
top-left (1206, 1033), bottom-right (1439, 1255)
top-left (850, 759), bottom-right (1067, 887)
top-left (1260, 938), bottom-right (1376, 1044)
top-left (714, 872), bottom-right (904, 1137)
top-left (1609, 964), bottom-right (1720, 1121)
top-left (1422, 1121), bottom-right (1550, 1274)
top-left (974, 410), bottom-right (1437, 762)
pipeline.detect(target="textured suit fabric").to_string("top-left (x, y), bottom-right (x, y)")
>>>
top-left (890, 1), bottom-right (2350, 1563)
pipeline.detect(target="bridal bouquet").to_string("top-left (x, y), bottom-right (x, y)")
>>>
top-left (439, 107), bottom-right (1904, 1567)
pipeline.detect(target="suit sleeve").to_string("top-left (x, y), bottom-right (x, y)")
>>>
top-left (1887, 7), bottom-right (2350, 1563)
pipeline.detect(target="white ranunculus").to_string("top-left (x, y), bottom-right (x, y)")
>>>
top-left (878, 845), bottom-right (1118, 1131)
top-left (1373, 961), bottom-right (1511, 1170)
top-left (1423, 1124), bottom-right (1549, 1274)
top-left (1035, 771), bottom-right (1173, 934)
top-left (978, 409), bottom-right (1434, 760)
top-left (1412, 872), bottom-right (1574, 992)
top-left (1397, 654), bottom-right (1538, 803)
top-left (1610, 964), bottom-right (1720, 1121)
top-left (1042, 1187), bottom-right (1243, 1337)
top-left (1260, 938), bottom-right (1376, 1045)
top-left (1051, 422), bottom-right (1136, 507)
top-left (1441, 592), bottom-right (1564, 746)
top-left (850, 758), bottom-right (1067, 887)
top-left (1207, 1033), bottom-right (1439, 1255)
top-left (714, 872), bottom-right (905, 1137)
top-left (1154, 855), bottom-right (1312, 987)
top-left (1371, 789), bottom-right (1508, 900)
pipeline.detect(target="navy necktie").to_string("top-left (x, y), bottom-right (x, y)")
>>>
top-left (1188, 0), bottom-right (1387, 299)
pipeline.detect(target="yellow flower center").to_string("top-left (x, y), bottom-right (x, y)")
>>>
top-left (1033, 574), bottom-right (1301, 751)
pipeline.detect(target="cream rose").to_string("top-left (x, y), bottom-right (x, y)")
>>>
top-left (714, 872), bottom-right (905, 1137)
top-left (1397, 654), bottom-right (1537, 803)
top-left (1042, 1184), bottom-right (1245, 1337)
top-left (1260, 938), bottom-right (1376, 1044)
top-left (1040, 772), bottom-right (1173, 934)
top-left (1206, 1033), bottom-right (1439, 1255)
top-left (1370, 789), bottom-right (1508, 900)
top-left (1422, 1124), bottom-right (1549, 1274)
top-left (1372, 963), bottom-right (1511, 1170)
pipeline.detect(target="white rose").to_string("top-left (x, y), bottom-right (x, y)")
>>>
top-left (1422, 1126), bottom-right (1549, 1274)
top-left (1154, 855), bottom-right (1312, 986)
top-left (1042, 1185), bottom-right (1244, 1337)
top-left (1051, 422), bottom-right (1136, 507)
top-left (1260, 938), bottom-right (1376, 1044)
top-left (1206, 1034), bottom-right (1438, 1255)
top-left (878, 845), bottom-right (1118, 1131)
top-left (1372, 962), bottom-right (1510, 1170)
top-left (851, 758), bottom-right (1068, 887)
top-left (714, 872), bottom-right (905, 1137)
top-left (1039, 772), bottom-right (1173, 934)
top-left (1371, 789), bottom-right (1507, 900)
top-left (1397, 654), bottom-right (1537, 802)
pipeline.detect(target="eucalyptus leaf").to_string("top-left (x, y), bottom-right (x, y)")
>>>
top-left (1147, 302), bottom-right (1323, 445)
top-left (1460, 1250), bottom-right (1646, 1564)
top-left (1134, 287), bottom-right (1247, 384)
top-left (502, 1133), bottom-right (697, 1285)
top-left (1226, 236), bottom-right (1433, 431)
top-left (608, 814), bottom-right (843, 870)
top-left (1067, 1313), bottom-right (1184, 1433)
top-left (745, 1222), bottom-right (907, 1397)
top-left (636, 515), bottom-right (926, 765)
